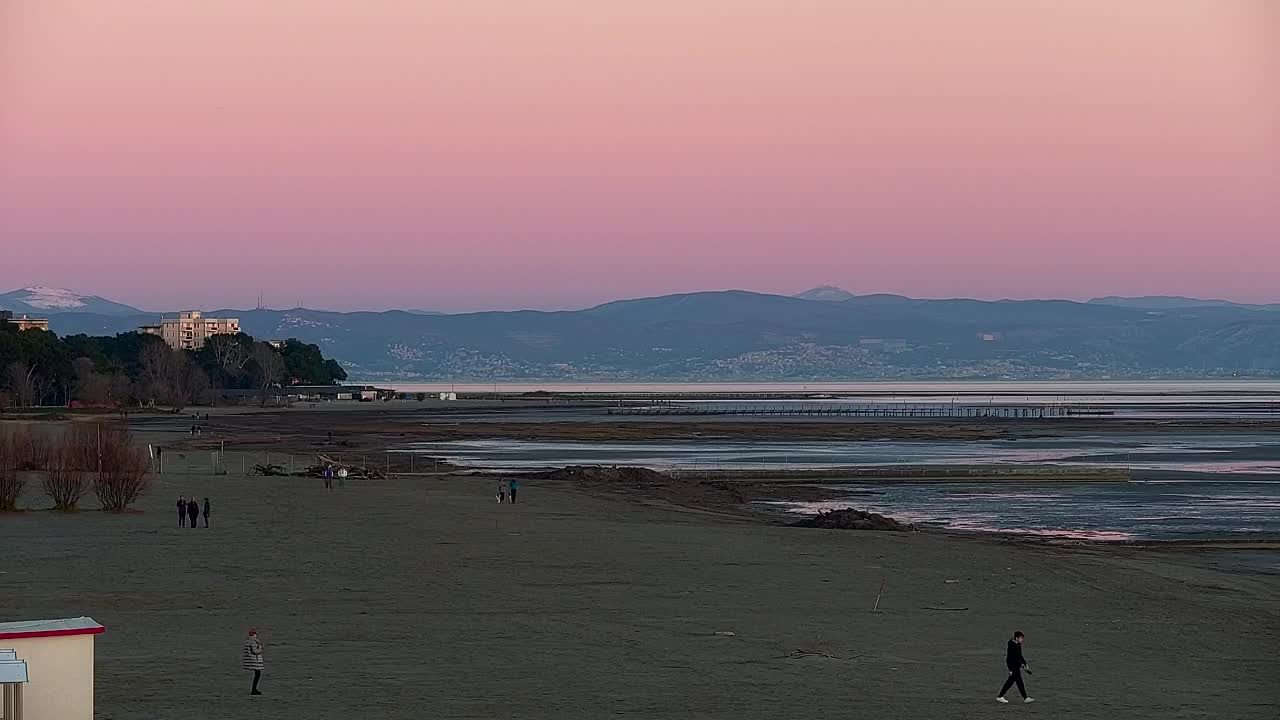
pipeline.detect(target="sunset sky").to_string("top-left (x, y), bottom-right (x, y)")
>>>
top-left (1, 1), bottom-right (1276, 311)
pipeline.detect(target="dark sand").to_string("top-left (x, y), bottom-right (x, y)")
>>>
top-left (2, 470), bottom-right (1278, 719)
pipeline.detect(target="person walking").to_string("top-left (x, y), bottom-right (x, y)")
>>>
top-left (186, 497), bottom-right (200, 529)
top-left (202, 497), bottom-right (211, 528)
top-left (496, 478), bottom-right (507, 503)
top-left (508, 478), bottom-right (520, 504)
top-left (177, 496), bottom-right (187, 527)
top-left (242, 628), bottom-right (264, 695)
top-left (996, 631), bottom-right (1034, 704)
top-left (323, 465), bottom-right (333, 491)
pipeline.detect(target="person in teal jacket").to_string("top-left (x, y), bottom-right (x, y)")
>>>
top-left (508, 478), bottom-right (520, 504)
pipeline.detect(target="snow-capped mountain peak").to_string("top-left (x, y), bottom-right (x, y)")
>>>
top-left (1, 287), bottom-right (144, 316)
top-left (18, 286), bottom-right (93, 310)
top-left (793, 285), bottom-right (857, 302)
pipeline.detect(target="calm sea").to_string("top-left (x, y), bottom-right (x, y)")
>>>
top-left (386, 380), bottom-right (1280, 396)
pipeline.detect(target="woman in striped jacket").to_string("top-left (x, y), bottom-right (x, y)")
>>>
top-left (242, 628), bottom-right (264, 695)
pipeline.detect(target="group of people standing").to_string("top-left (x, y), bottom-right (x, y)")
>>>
top-left (496, 477), bottom-right (520, 503)
top-left (322, 465), bottom-right (348, 490)
top-left (176, 496), bottom-right (210, 528)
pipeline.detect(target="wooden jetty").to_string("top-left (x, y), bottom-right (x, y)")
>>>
top-left (607, 402), bottom-right (1112, 418)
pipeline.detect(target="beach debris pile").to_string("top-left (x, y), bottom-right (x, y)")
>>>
top-left (249, 464), bottom-right (290, 476)
top-left (532, 465), bottom-right (749, 505)
top-left (248, 454), bottom-right (387, 479)
top-left (304, 454), bottom-right (387, 479)
top-left (538, 465), bottom-right (672, 486)
top-left (790, 508), bottom-right (914, 532)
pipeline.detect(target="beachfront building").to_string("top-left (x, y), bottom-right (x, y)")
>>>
top-left (139, 311), bottom-right (240, 350)
top-left (0, 311), bottom-right (50, 332)
top-left (0, 617), bottom-right (104, 720)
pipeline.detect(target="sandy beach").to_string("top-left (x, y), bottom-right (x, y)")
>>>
top-left (2, 444), bottom-right (1277, 718)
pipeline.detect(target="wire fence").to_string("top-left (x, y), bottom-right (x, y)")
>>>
top-left (150, 448), bottom-right (450, 477)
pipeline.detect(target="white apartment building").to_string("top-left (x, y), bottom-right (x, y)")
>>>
top-left (139, 311), bottom-right (240, 350)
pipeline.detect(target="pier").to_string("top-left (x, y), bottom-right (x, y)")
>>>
top-left (607, 402), bottom-right (1112, 418)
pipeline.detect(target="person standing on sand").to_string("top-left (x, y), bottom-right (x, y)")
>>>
top-left (508, 478), bottom-right (519, 504)
top-left (337, 467), bottom-right (347, 488)
top-left (243, 628), bottom-right (264, 695)
top-left (202, 497), bottom-right (211, 528)
top-left (496, 478), bottom-right (507, 503)
top-left (996, 631), bottom-right (1034, 704)
top-left (187, 497), bottom-right (200, 529)
top-left (323, 465), bottom-right (333, 491)
top-left (177, 496), bottom-right (186, 527)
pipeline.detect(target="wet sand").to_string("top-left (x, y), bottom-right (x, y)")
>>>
top-left (2, 469), bottom-right (1277, 719)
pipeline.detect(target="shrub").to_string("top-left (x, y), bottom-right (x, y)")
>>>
top-left (44, 452), bottom-right (89, 512)
top-left (91, 425), bottom-right (151, 512)
top-left (61, 424), bottom-right (101, 472)
top-left (0, 430), bottom-right (22, 512)
top-left (11, 426), bottom-right (53, 471)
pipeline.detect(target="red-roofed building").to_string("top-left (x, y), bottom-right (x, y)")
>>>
top-left (0, 617), bottom-right (104, 720)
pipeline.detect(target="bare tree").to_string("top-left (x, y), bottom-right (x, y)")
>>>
top-left (253, 343), bottom-right (285, 406)
top-left (4, 361), bottom-right (40, 408)
top-left (73, 357), bottom-right (114, 406)
top-left (179, 364), bottom-right (212, 406)
top-left (207, 334), bottom-right (253, 373)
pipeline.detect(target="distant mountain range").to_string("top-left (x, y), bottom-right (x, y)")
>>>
top-left (6, 286), bottom-right (1280, 380)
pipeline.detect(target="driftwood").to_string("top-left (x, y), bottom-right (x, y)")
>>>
top-left (782, 649), bottom-right (862, 661)
top-left (249, 464), bottom-right (289, 476)
top-left (307, 454), bottom-right (386, 479)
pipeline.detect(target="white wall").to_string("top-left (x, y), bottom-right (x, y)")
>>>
top-left (6, 634), bottom-right (94, 720)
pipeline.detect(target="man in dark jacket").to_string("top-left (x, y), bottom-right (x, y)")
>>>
top-left (997, 631), bottom-right (1034, 703)
top-left (202, 497), bottom-right (211, 528)
top-left (177, 496), bottom-right (187, 527)
top-left (187, 498), bottom-right (200, 529)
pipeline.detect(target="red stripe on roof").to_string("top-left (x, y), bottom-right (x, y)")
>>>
top-left (0, 626), bottom-right (105, 640)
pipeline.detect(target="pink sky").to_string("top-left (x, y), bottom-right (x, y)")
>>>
top-left (1, 1), bottom-right (1276, 311)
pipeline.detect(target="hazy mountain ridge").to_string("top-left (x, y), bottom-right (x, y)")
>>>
top-left (24, 288), bottom-right (1280, 380)
top-left (1089, 295), bottom-right (1280, 311)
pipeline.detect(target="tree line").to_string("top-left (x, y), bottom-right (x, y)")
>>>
top-left (0, 325), bottom-right (347, 409)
